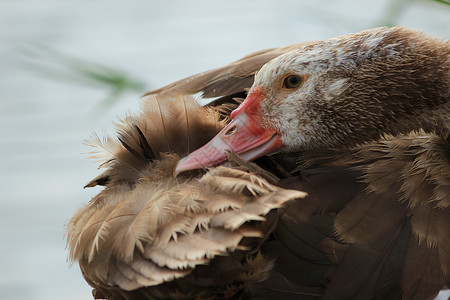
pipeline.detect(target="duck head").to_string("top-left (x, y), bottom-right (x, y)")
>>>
top-left (175, 26), bottom-right (449, 175)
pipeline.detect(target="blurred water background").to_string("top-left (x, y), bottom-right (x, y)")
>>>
top-left (0, 0), bottom-right (449, 299)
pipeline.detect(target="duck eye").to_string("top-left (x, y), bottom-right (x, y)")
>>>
top-left (283, 75), bottom-right (303, 89)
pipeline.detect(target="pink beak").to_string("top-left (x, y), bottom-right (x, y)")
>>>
top-left (174, 87), bottom-right (284, 175)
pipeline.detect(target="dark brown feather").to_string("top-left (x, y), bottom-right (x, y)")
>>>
top-left (402, 237), bottom-right (447, 300)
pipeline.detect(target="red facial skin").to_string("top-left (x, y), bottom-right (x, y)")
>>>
top-left (174, 86), bottom-right (284, 175)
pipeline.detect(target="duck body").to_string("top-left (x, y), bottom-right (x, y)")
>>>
top-left (67, 26), bottom-right (449, 299)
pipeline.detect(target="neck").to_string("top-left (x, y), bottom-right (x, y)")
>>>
top-left (420, 102), bottom-right (450, 142)
top-left (338, 28), bottom-right (450, 146)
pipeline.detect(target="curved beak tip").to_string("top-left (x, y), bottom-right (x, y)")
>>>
top-left (173, 162), bottom-right (183, 177)
top-left (173, 157), bottom-right (196, 177)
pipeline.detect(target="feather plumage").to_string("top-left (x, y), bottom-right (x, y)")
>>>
top-left (68, 157), bottom-right (305, 298)
top-left (68, 26), bottom-right (450, 300)
top-left (67, 94), bottom-right (306, 298)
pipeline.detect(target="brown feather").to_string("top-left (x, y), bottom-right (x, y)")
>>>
top-left (68, 152), bottom-right (305, 299)
top-left (83, 94), bottom-right (230, 191)
top-left (334, 188), bottom-right (407, 244)
top-left (402, 237), bottom-right (447, 300)
top-left (323, 222), bottom-right (410, 300)
top-left (268, 133), bottom-right (449, 298)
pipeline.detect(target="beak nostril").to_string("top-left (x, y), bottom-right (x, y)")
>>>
top-left (224, 125), bottom-right (237, 137)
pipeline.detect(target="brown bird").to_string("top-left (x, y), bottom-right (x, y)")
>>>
top-left (67, 26), bottom-right (450, 300)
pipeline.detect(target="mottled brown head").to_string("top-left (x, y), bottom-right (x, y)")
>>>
top-left (254, 26), bottom-right (449, 151)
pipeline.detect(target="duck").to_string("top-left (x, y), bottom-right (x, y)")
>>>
top-left (67, 26), bottom-right (450, 300)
